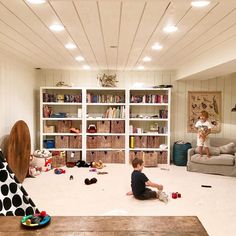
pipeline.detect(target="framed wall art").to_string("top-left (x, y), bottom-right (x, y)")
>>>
top-left (188, 91), bottom-right (221, 133)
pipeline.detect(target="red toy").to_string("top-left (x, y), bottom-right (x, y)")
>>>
top-left (172, 192), bottom-right (182, 199)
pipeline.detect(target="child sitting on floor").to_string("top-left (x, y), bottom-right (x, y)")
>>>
top-left (127, 158), bottom-right (168, 203)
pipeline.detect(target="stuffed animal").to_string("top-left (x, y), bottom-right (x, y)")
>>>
top-left (92, 160), bottom-right (105, 169)
top-left (43, 157), bottom-right (52, 172)
top-left (28, 166), bottom-right (42, 177)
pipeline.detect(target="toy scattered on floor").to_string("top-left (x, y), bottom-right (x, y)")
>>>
top-left (21, 211), bottom-right (51, 228)
top-left (66, 162), bottom-right (76, 168)
top-left (172, 192), bottom-right (182, 199)
top-left (92, 160), bottom-right (105, 169)
top-left (160, 168), bottom-right (170, 171)
top-left (84, 178), bottom-right (97, 185)
top-left (76, 160), bottom-right (91, 168)
top-left (69, 175), bottom-right (73, 180)
top-left (201, 185), bottom-right (212, 188)
top-left (89, 168), bottom-right (97, 172)
top-left (29, 150), bottom-right (52, 175)
top-left (29, 166), bottom-right (42, 177)
top-left (54, 168), bottom-right (66, 174)
top-left (97, 171), bottom-right (108, 175)
top-left (44, 158), bottom-right (52, 172)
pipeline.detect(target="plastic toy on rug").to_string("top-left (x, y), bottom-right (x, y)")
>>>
top-left (76, 160), bottom-right (91, 167)
top-left (29, 166), bottom-right (42, 177)
top-left (92, 160), bottom-right (105, 169)
top-left (54, 168), bottom-right (66, 174)
top-left (21, 211), bottom-right (51, 228)
top-left (84, 178), bottom-right (97, 185)
top-left (172, 192), bottom-right (182, 199)
top-left (44, 158), bottom-right (52, 172)
top-left (97, 171), bottom-right (108, 175)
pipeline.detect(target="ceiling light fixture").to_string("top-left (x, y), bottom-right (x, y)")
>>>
top-left (152, 43), bottom-right (163, 51)
top-left (75, 56), bottom-right (85, 61)
top-left (83, 65), bottom-right (90, 70)
top-left (142, 56), bottom-right (152, 62)
top-left (65, 43), bottom-right (77, 49)
top-left (137, 65), bottom-right (144, 70)
top-left (49, 24), bottom-right (64, 32)
top-left (163, 25), bottom-right (178, 33)
top-left (191, 0), bottom-right (210, 7)
top-left (26, 0), bottom-right (46, 4)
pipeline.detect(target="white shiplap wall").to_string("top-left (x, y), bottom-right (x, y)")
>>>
top-left (0, 51), bottom-right (37, 151)
top-left (37, 69), bottom-right (236, 154)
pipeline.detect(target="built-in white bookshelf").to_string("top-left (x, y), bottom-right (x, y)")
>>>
top-left (40, 87), bottom-right (171, 164)
top-left (128, 88), bottom-right (171, 164)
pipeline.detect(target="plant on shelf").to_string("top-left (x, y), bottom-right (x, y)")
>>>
top-left (97, 73), bottom-right (118, 87)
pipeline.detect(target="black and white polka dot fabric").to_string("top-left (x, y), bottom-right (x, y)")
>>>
top-left (0, 151), bottom-right (39, 216)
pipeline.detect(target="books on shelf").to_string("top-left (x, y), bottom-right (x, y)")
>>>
top-left (104, 106), bottom-right (125, 119)
top-left (87, 93), bottom-right (124, 103)
top-left (130, 94), bottom-right (168, 103)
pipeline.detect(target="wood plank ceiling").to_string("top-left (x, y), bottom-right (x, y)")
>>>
top-left (0, 0), bottom-right (235, 75)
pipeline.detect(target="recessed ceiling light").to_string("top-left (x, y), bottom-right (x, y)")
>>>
top-left (163, 25), bottom-right (178, 33)
top-left (49, 24), bottom-right (64, 32)
top-left (75, 56), bottom-right (85, 61)
top-left (142, 56), bottom-right (152, 62)
top-left (137, 65), bottom-right (144, 70)
top-left (26, 0), bottom-right (46, 4)
top-left (65, 43), bottom-right (77, 49)
top-left (152, 43), bottom-right (163, 50)
top-left (191, 0), bottom-right (210, 7)
top-left (83, 65), bottom-right (90, 70)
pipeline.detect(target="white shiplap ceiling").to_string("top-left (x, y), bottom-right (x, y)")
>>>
top-left (0, 0), bottom-right (236, 79)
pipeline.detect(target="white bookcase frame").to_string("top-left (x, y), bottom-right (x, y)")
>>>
top-left (40, 87), bottom-right (171, 164)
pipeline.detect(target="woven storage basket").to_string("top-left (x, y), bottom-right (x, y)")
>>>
top-left (143, 152), bottom-right (158, 167)
top-left (52, 155), bottom-right (66, 168)
top-left (96, 136), bottom-right (112, 148)
top-left (55, 136), bottom-right (69, 148)
top-left (66, 151), bottom-right (81, 163)
top-left (129, 151), bottom-right (144, 164)
top-left (134, 136), bottom-right (147, 148)
top-left (111, 121), bottom-right (125, 133)
top-left (111, 151), bottom-right (125, 163)
top-left (112, 135), bottom-right (125, 148)
top-left (69, 136), bottom-right (82, 148)
top-left (97, 121), bottom-right (110, 133)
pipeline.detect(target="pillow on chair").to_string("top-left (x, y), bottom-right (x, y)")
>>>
top-left (194, 147), bottom-right (220, 156)
top-left (219, 142), bottom-right (235, 154)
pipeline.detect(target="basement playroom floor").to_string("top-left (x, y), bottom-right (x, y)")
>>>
top-left (23, 164), bottom-right (236, 236)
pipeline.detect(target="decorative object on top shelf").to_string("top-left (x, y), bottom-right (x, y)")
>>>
top-left (188, 91), bottom-right (221, 133)
top-left (231, 104), bottom-right (236, 112)
top-left (56, 81), bottom-right (71, 87)
top-left (153, 85), bottom-right (173, 88)
top-left (97, 73), bottom-right (118, 87)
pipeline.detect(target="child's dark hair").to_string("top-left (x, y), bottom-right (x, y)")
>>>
top-left (132, 158), bottom-right (143, 168)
